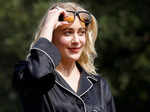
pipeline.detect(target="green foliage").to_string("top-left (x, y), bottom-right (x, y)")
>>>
top-left (0, 0), bottom-right (150, 112)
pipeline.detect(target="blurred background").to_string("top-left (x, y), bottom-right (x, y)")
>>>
top-left (0, 0), bottom-right (150, 111)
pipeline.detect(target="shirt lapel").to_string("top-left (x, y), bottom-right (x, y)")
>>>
top-left (76, 63), bottom-right (97, 96)
top-left (54, 70), bottom-right (76, 93)
top-left (77, 72), bottom-right (93, 96)
top-left (54, 63), bottom-right (98, 96)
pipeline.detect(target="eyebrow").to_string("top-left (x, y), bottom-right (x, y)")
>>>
top-left (79, 27), bottom-right (87, 31)
top-left (62, 27), bottom-right (87, 31)
top-left (62, 28), bottom-right (73, 31)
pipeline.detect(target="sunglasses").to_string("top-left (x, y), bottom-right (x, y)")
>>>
top-left (59, 10), bottom-right (92, 26)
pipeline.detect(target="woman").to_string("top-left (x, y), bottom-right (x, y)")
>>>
top-left (13, 2), bottom-right (116, 112)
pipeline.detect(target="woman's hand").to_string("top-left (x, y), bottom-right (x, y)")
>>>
top-left (39, 7), bottom-right (68, 42)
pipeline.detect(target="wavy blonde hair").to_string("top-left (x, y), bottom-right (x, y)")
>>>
top-left (31, 2), bottom-right (98, 75)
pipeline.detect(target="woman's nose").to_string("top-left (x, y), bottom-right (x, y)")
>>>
top-left (72, 34), bottom-right (80, 43)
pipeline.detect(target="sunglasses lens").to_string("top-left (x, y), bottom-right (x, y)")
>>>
top-left (63, 12), bottom-right (74, 23)
top-left (78, 12), bottom-right (91, 23)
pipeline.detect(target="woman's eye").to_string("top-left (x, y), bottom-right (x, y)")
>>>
top-left (64, 31), bottom-right (72, 36)
top-left (78, 30), bottom-right (86, 36)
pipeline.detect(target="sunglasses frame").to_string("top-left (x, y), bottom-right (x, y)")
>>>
top-left (65, 10), bottom-right (92, 26)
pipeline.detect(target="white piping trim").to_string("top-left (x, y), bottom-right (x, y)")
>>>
top-left (55, 81), bottom-right (87, 112)
top-left (26, 53), bottom-right (30, 60)
top-left (87, 75), bottom-right (98, 81)
top-left (31, 47), bottom-right (55, 68)
top-left (79, 77), bottom-right (93, 97)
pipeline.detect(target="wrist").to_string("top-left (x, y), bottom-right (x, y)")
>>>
top-left (39, 26), bottom-right (54, 42)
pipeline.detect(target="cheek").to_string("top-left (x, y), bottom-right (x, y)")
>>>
top-left (57, 37), bottom-right (71, 47)
top-left (80, 36), bottom-right (86, 45)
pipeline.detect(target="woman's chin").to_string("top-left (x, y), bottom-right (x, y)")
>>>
top-left (63, 54), bottom-right (81, 62)
top-left (68, 56), bottom-right (80, 62)
top-left (61, 49), bottom-right (82, 62)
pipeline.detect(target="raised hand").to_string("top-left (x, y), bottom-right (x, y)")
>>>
top-left (39, 7), bottom-right (69, 42)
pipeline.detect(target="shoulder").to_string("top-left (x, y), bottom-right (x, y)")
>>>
top-left (87, 73), bottom-right (107, 85)
top-left (92, 74), bottom-right (113, 103)
top-left (88, 73), bottom-right (116, 111)
top-left (91, 74), bottom-right (108, 85)
top-left (88, 73), bottom-right (110, 90)
top-left (96, 74), bottom-right (108, 83)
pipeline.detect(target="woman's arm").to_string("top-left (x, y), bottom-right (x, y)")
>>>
top-left (13, 7), bottom-right (67, 95)
top-left (13, 38), bottom-right (61, 96)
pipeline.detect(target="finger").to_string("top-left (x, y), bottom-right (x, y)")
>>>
top-left (55, 6), bottom-right (65, 11)
top-left (48, 6), bottom-right (66, 20)
top-left (55, 6), bottom-right (67, 15)
top-left (48, 8), bottom-right (58, 13)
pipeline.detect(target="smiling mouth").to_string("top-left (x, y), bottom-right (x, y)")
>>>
top-left (68, 47), bottom-right (82, 53)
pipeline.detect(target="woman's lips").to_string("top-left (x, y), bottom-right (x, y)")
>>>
top-left (68, 47), bottom-right (81, 53)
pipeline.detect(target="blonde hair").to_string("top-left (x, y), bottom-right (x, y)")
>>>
top-left (31, 2), bottom-right (98, 75)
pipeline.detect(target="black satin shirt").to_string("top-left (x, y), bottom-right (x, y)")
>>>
top-left (13, 38), bottom-right (116, 112)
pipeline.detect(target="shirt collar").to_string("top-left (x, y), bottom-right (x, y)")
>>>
top-left (76, 63), bottom-right (98, 96)
top-left (54, 63), bottom-right (98, 96)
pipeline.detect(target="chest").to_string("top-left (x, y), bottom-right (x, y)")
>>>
top-left (61, 74), bottom-right (80, 93)
top-left (45, 83), bottom-right (105, 112)
top-left (56, 69), bottom-right (81, 93)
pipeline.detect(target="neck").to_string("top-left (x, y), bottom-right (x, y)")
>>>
top-left (56, 60), bottom-right (78, 77)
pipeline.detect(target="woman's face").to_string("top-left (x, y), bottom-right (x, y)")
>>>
top-left (52, 17), bottom-right (86, 62)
